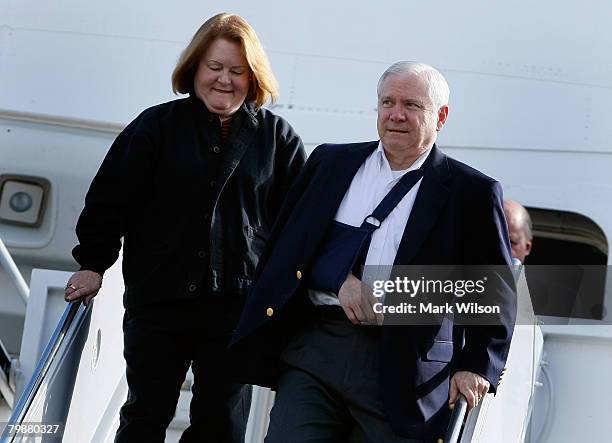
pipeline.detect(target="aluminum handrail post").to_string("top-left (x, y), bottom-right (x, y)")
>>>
top-left (444, 395), bottom-right (468, 443)
top-left (0, 237), bottom-right (29, 303)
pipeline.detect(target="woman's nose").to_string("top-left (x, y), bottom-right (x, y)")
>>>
top-left (218, 70), bottom-right (231, 84)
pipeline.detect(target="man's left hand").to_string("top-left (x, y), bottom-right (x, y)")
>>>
top-left (449, 371), bottom-right (490, 410)
top-left (338, 274), bottom-right (384, 325)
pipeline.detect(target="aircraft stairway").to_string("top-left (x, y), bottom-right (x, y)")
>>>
top-left (0, 236), bottom-right (27, 414)
top-left (0, 302), bottom-right (88, 443)
top-left (229, 263), bottom-right (546, 443)
top-left (443, 263), bottom-right (545, 442)
top-left (0, 235), bottom-right (542, 442)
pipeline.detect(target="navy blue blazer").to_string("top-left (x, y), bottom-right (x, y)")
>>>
top-left (231, 142), bottom-right (516, 438)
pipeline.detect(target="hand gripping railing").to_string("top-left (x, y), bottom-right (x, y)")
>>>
top-left (443, 259), bottom-right (523, 443)
top-left (0, 302), bottom-right (89, 443)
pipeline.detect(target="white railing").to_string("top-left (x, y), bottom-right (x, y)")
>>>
top-left (0, 237), bottom-right (29, 303)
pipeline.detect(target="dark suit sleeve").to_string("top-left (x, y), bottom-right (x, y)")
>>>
top-left (269, 119), bottom-right (307, 217)
top-left (72, 115), bottom-right (157, 276)
top-left (453, 180), bottom-right (516, 393)
top-left (254, 145), bottom-right (324, 281)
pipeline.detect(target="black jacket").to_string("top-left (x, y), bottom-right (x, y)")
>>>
top-left (73, 95), bottom-right (306, 310)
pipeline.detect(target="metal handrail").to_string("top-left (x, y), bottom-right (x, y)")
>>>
top-left (444, 260), bottom-right (522, 442)
top-left (0, 340), bottom-right (13, 408)
top-left (0, 340), bottom-right (11, 382)
top-left (0, 302), bottom-right (89, 443)
top-left (0, 237), bottom-right (29, 303)
top-left (445, 395), bottom-right (468, 443)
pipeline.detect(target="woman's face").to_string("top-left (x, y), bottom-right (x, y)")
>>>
top-left (194, 38), bottom-right (251, 120)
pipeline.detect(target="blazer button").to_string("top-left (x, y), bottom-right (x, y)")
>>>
top-left (188, 284), bottom-right (197, 292)
top-left (197, 250), bottom-right (206, 259)
top-left (437, 439), bottom-right (444, 443)
top-left (212, 145), bottom-right (221, 154)
top-left (266, 307), bottom-right (274, 317)
top-left (296, 270), bottom-right (302, 280)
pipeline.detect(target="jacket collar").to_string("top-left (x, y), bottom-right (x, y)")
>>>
top-left (300, 141), bottom-right (380, 238)
top-left (326, 140), bottom-right (380, 208)
top-left (322, 142), bottom-right (450, 240)
top-left (394, 144), bottom-right (451, 265)
top-left (188, 93), bottom-right (259, 128)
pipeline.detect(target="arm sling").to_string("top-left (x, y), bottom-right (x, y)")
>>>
top-left (308, 155), bottom-right (431, 294)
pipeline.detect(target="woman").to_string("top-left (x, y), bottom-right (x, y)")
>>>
top-left (64, 13), bottom-right (305, 443)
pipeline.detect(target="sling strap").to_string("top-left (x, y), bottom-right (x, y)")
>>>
top-left (308, 152), bottom-right (432, 293)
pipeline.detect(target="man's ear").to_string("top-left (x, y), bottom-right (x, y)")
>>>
top-left (436, 105), bottom-right (449, 131)
top-left (525, 240), bottom-right (532, 256)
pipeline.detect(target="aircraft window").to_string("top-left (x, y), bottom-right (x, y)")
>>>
top-left (525, 208), bottom-right (608, 320)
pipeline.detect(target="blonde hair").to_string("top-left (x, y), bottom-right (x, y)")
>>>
top-left (172, 13), bottom-right (279, 108)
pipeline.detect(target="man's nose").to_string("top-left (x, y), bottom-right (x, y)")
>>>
top-left (389, 105), bottom-right (406, 121)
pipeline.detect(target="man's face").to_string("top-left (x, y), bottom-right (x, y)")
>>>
top-left (506, 217), bottom-right (532, 263)
top-left (377, 73), bottom-right (448, 156)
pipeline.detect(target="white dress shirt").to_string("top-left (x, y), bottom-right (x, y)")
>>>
top-left (309, 143), bottom-right (431, 306)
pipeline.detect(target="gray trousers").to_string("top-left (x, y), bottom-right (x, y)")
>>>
top-left (265, 311), bottom-right (423, 443)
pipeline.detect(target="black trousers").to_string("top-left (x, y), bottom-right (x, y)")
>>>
top-left (265, 309), bottom-right (423, 443)
top-left (115, 293), bottom-right (251, 443)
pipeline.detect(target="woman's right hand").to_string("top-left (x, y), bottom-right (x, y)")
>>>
top-left (64, 270), bottom-right (103, 306)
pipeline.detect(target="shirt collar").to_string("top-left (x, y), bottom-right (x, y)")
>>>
top-left (376, 141), bottom-right (432, 182)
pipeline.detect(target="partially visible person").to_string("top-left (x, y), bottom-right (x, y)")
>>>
top-left (505, 200), bottom-right (586, 317)
top-left (64, 12), bottom-right (305, 443)
top-left (504, 199), bottom-right (533, 263)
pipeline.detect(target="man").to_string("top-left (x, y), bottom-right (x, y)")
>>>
top-left (504, 199), bottom-right (533, 263)
top-left (231, 62), bottom-right (516, 442)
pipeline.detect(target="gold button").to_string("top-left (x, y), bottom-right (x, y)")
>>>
top-left (437, 439), bottom-right (444, 443)
top-left (296, 270), bottom-right (302, 279)
top-left (266, 307), bottom-right (274, 317)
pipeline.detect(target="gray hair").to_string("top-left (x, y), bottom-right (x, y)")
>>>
top-left (377, 61), bottom-right (450, 111)
top-left (504, 199), bottom-right (533, 240)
